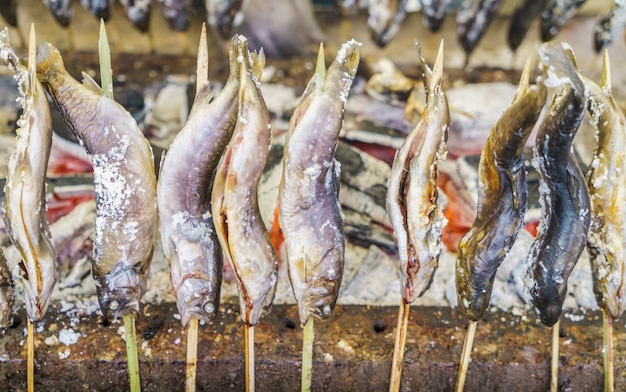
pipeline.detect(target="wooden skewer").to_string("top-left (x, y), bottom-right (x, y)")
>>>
top-left (186, 317), bottom-right (199, 392)
top-left (550, 319), bottom-right (560, 392)
top-left (388, 300), bottom-right (410, 391)
top-left (124, 313), bottom-right (141, 392)
top-left (27, 319), bottom-right (34, 392)
top-left (245, 324), bottom-right (255, 392)
top-left (603, 312), bottom-right (614, 392)
top-left (301, 315), bottom-right (315, 392)
top-left (455, 320), bottom-right (477, 392)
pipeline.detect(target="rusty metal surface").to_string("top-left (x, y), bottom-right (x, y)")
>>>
top-left (0, 303), bottom-right (619, 391)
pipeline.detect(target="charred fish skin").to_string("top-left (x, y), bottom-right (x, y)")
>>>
top-left (456, 58), bottom-right (547, 322)
top-left (0, 28), bottom-right (57, 322)
top-left (36, 42), bottom-right (157, 320)
top-left (212, 39), bottom-right (278, 326)
top-left (386, 42), bottom-right (449, 304)
top-left (525, 42), bottom-right (590, 327)
top-left (44, 0), bottom-right (73, 27)
top-left (420, 0), bottom-right (450, 33)
top-left (157, 36), bottom-right (246, 327)
top-left (0, 250), bottom-right (14, 331)
top-left (457, 0), bottom-right (503, 58)
top-left (540, 0), bottom-right (586, 41)
top-left (584, 52), bottom-right (626, 320)
top-left (508, 0), bottom-right (548, 52)
top-left (279, 41), bottom-right (360, 325)
top-left (367, 0), bottom-right (408, 48)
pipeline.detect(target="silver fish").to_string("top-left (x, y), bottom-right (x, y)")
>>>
top-left (0, 27), bottom-right (57, 322)
top-left (36, 42), bottom-right (157, 320)
top-left (420, 0), bottom-right (450, 33)
top-left (157, 35), bottom-right (245, 327)
top-left (44, 0), bottom-right (73, 27)
top-left (593, 1), bottom-right (626, 53)
top-left (278, 40), bottom-right (360, 324)
top-left (457, 0), bottom-right (503, 60)
top-left (212, 38), bottom-right (278, 326)
top-left (386, 42), bottom-right (449, 304)
top-left (540, 0), bottom-right (586, 41)
top-left (367, 0), bottom-right (408, 47)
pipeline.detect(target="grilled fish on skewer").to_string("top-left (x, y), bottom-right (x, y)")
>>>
top-left (0, 250), bottom-right (13, 331)
top-left (279, 40), bottom-right (360, 324)
top-left (44, 0), bottom-right (73, 27)
top-left (584, 53), bottom-right (626, 321)
top-left (0, 27), bottom-right (57, 322)
top-left (212, 38), bottom-right (277, 326)
top-left (368, 0), bottom-right (408, 47)
top-left (36, 42), bottom-right (158, 320)
top-left (540, 0), bottom-right (586, 41)
top-left (386, 42), bottom-right (449, 304)
top-left (457, 0), bottom-right (503, 60)
top-left (525, 42), bottom-right (590, 327)
top-left (456, 56), bottom-right (546, 321)
top-left (508, 0), bottom-right (548, 52)
top-left (158, 36), bottom-right (246, 327)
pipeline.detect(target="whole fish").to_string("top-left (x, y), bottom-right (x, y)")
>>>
top-left (420, 0), bottom-right (450, 33)
top-left (278, 40), bottom-right (360, 324)
top-left (81, 0), bottom-right (111, 21)
top-left (593, 1), bottom-right (626, 53)
top-left (508, 0), bottom-right (548, 52)
top-left (367, 0), bottom-right (408, 47)
top-left (156, 0), bottom-right (191, 31)
top-left (44, 0), bottom-right (73, 27)
top-left (36, 42), bottom-right (158, 320)
top-left (157, 35), bottom-right (245, 327)
top-left (456, 56), bottom-right (546, 321)
top-left (0, 249), bottom-right (13, 331)
top-left (540, 0), bottom-right (586, 41)
top-left (0, 27), bottom-right (57, 322)
top-left (584, 51), bottom-right (626, 320)
top-left (525, 42), bottom-right (590, 327)
top-left (386, 42), bottom-right (449, 304)
top-left (212, 38), bottom-right (278, 326)
top-left (119, 0), bottom-right (152, 32)
top-left (457, 0), bottom-right (503, 60)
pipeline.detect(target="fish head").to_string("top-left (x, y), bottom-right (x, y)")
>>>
top-left (94, 266), bottom-right (144, 320)
top-left (176, 276), bottom-right (221, 327)
top-left (299, 276), bottom-right (341, 325)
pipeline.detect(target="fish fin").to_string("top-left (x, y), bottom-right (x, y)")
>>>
top-left (81, 72), bottom-right (103, 94)
top-left (515, 50), bottom-right (533, 98)
top-left (98, 19), bottom-right (113, 99)
top-left (196, 22), bottom-right (209, 96)
top-left (314, 42), bottom-right (326, 91)
top-left (429, 39), bottom-right (444, 95)
top-left (249, 47), bottom-right (265, 81)
top-left (415, 41), bottom-right (432, 98)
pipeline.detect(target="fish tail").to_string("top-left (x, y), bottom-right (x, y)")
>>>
top-left (249, 47), bottom-right (265, 81)
top-left (35, 42), bottom-right (65, 84)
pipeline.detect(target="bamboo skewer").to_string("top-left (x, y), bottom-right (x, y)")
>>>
top-left (456, 320), bottom-right (477, 392)
top-left (27, 319), bottom-right (34, 392)
top-left (301, 315), bottom-right (315, 392)
top-left (186, 317), bottom-right (199, 392)
top-left (245, 324), bottom-right (255, 392)
top-left (389, 301), bottom-right (410, 391)
top-left (550, 320), bottom-right (560, 392)
top-left (603, 312), bottom-right (614, 392)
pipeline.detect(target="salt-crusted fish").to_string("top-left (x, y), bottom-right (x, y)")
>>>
top-left (0, 249), bottom-right (13, 331)
top-left (386, 42), bottom-right (449, 304)
top-left (593, 1), bottom-right (626, 53)
top-left (157, 36), bottom-right (246, 327)
top-left (420, 0), bottom-right (450, 33)
top-left (81, 0), bottom-right (111, 21)
top-left (367, 0), bottom-right (408, 47)
top-left (212, 40), bottom-right (278, 326)
top-left (457, 0), bottom-right (503, 60)
top-left (540, 0), bottom-right (586, 41)
top-left (44, 0), bottom-right (73, 27)
top-left (525, 42), bottom-right (590, 327)
top-left (0, 27), bottom-right (57, 322)
top-left (584, 51), bottom-right (626, 320)
top-left (456, 56), bottom-right (546, 321)
top-left (508, 0), bottom-right (548, 52)
top-left (119, 0), bottom-right (152, 32)
top-left (36, 42), bottom-right (158, 320)
top-left (156, 0), bottom-right (191, 31)
top-left (279, 40), bottom-right (360, 324)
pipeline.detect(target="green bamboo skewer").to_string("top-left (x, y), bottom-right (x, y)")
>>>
top-left (99, 19), bottom-right (141, 392)
top-left (301, 316), bottom-right (315, 392)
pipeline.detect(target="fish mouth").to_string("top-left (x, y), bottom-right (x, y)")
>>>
top-left (97, 286), bottom-right (140, 321)
top-left (177, 277), bottom-right (221, 327)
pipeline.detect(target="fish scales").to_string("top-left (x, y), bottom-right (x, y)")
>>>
top-left (212, 39), bottom-right (278, 326)
top-left (1, 28), bottom-right (57, 322)
top-left (279, 41), bottom-right (360, 324)
top-left (525, 42), bottom-right (590, 327)
top-left (36, 42), bottom-right (157, 320)
top-left (386, 42), bottom-right (449, 304)
top-left (456, 59), bottom-right (546, 322)
top-left (157, 36), bottom-right (247, 327)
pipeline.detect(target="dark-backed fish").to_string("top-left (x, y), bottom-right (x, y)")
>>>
top-left (36, 42), bottom-right (158, 320)
top-left (279, 41), bottom-right (360, 324)
top-left (508, 0), bottom-right (548, 52)
top-left (156, 0), bottom-right (191, 31)
top-left (0, 27), bottom-right (57, 322)
top-left (525, 42), bottom-right (590, 327)
top-left (456, 56), bottom-right (546, 321)
top-left (368, 0), bottom-right (408, 47)
top-left (386, 42), bottom-right (449, 304)
top-left (81, 0), bottom-right (111, 21)
top-left (44, 0), bottom-right (73, 27)
top-left (540, 0), bottom-right (586, 41)
top-left (457, 0), bottom-right (503, 60)
top-left (593, 1), bottom-right (626, 53)
top-left (119, 0), bottom-right (152, 32)
top-left (421, 0), bottom-right (450, 33)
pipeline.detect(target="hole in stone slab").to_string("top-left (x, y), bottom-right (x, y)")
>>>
top-left (284, 318), bottom-right (296, 329)
top-left (373, 320), bottom-right (386, 333)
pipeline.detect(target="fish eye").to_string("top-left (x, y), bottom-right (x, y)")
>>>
top-left (108, 300), bottom-right (120, 311)
top-left (322, 305), bottom-right (332, 315)
top-left (203, 303), bottom-right (215, 314)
